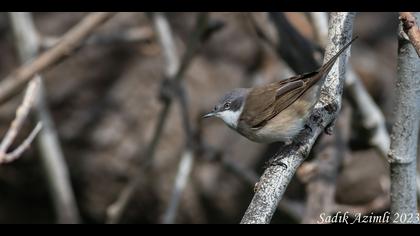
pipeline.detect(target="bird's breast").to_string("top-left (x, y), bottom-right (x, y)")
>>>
top-left (237, 95), bottom-right (315, 143)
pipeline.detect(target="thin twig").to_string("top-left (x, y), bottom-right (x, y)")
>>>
top-left (0, 78), bottom-right (42, 164)
top-left (240, 12), bottom-right (356, 224)
top-left (0, 12), bottom-right (116, 105)
top-left (388, 13), bottom-right (420, 224)
top-left (9, 12), bottom-right (81, 224)
top-left (399, 12), bottom-right (420, 58)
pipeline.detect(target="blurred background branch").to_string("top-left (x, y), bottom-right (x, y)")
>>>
top-left (106, 12), bottom-right (209, 224)
top-left (0, 12), bottom-right (115, 105)
top-left (9, 12), bottom-right (81, 224)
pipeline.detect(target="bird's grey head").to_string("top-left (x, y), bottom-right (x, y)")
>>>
top-left (203, 88), bottom-right (249, 128)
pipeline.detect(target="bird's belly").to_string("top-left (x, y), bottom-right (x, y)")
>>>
top-left (238, 103), bottom-right (310, 143)
top-left (253, 117), bottom-right (304, 143)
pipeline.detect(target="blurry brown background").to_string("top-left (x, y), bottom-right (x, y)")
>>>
top-left (0, 12), bottom-right (413, 224)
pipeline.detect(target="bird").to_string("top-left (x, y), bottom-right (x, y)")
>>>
top-left (203, 37), bottom-right (357, 144)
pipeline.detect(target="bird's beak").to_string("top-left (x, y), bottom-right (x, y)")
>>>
top-left (202, 112), bottom-right (215, 119)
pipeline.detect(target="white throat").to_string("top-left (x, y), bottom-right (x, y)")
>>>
top-left (216, 105), bottom-right (244, 129)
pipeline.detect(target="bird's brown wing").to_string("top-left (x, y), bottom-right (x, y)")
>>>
top-left (240, 71), bottom-right (319, 129)
top-left (240, 37), bottom-right (359, 129)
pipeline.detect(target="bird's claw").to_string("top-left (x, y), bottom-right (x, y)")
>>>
top-left (304, 124), bottom-right (313, 133)
top-left (264, 157), bottom-right (288, 169)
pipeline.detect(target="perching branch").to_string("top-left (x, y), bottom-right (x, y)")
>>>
top-left (399, 12), bottom-right (420, 58)
top-left (0, 78), bottom-right (42, 164)
top-left (0, 12), bottom-right (116, 105)
top-left (308, 12), bottom-right (391, 158)
top-left (240, 12), bottom-right (356, 224)
top-left (388, 13), bottom-right (420, 224)
top-left (9, 12), bottom-right (81, 224)
top-left (298, 12), bottom-right (353, 224)
top-left (106, 12), bottom-right (209, 224)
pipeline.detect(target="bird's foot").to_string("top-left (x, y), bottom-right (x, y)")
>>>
top-left (304, 124), bottom-right (313, 133)
top-left (264, 156), bottom-right (288, 169)
top-left (253, 182), bottom-right (260, 193)
top-left (324, 120), bottom-right (336, 135)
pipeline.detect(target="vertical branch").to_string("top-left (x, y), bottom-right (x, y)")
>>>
top-left (388, 13), bottom-right (420, 224)
top-left (9, 12), bottom-right (80, 224)
top-left (240, 12), bottom-right (356, 224)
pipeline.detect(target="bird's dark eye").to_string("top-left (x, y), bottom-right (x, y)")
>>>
top-left (213, 106), bottom-right (217, 111)
top-left (224, 102), bottom-right (230, 109)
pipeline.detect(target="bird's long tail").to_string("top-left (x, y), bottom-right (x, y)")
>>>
top-left (318, 36), bottom-right (359, 75)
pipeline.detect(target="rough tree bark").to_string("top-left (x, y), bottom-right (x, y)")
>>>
top-left (240, 12), bottom-right (356, 224)
top-left (388, 12), bottom-right (420, 224)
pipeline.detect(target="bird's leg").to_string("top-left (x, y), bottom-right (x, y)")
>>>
top-left (324, 119), bottom-right (336, 135)
top-left (266, 157), bottom-right (288, 169)
top-left (304, 123), bottom-right (313, 133)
